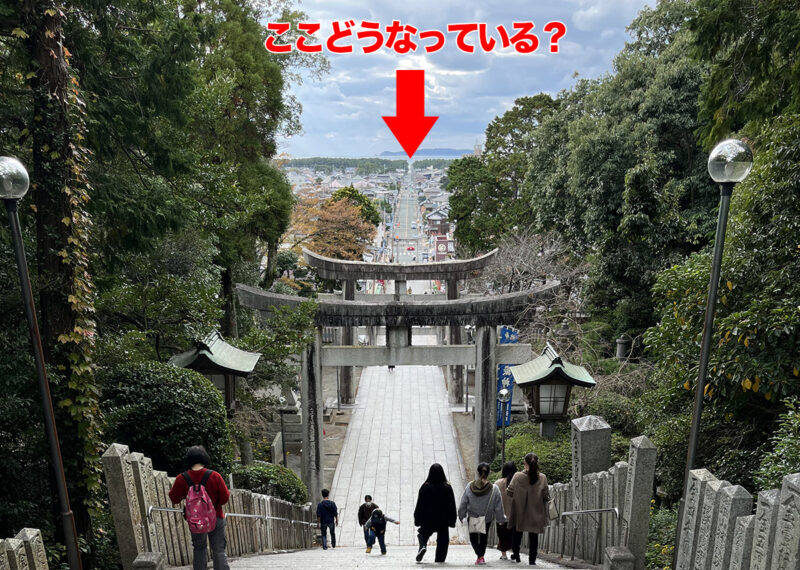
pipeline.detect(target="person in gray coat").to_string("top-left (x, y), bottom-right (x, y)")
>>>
top-left (458, 462), bottom-right (507, 565)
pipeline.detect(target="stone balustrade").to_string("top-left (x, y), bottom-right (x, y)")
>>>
top-left (102, 443), bottom-right (314, 570)
top-left (1, 528), bottom-right (48, 570)
top-left (675, 469), bottom-right (800, 570)
top-left (485, 416), bottom-right (656, 570)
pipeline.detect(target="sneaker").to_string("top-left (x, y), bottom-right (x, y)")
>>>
top-left (366, 547), bottom-right (372, 554)
top-left (478, 557), bottom-right (487, 565)
top-left (500, 553), bottom-right (508, 560)
top-left (381, 551), bottom-right (387, 555)
top-left (416, 545), bottom-right (427, 562)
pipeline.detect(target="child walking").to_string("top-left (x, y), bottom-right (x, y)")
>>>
top-left (364, 508), bottom-right (400, 555)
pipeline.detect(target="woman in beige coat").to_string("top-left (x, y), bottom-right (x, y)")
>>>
top-left (506, 453), bottom-right (549, 564)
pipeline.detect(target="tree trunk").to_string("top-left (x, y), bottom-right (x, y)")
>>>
top-left (221, 266), bottom-right (238, 338)
top-left (263, 240), bottom-right (278, 288)
top-left (25, 0), bottom-right (96, 537)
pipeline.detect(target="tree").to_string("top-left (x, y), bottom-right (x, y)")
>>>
top-left (690, 0), bottom-right (800, 148)
top-left (308, 199), bottom-right (376, 260)
top-left (447, 156), bottom-right (506, 255)
top-left (331, 185), bottom-right (381, 226)
top-left (645, 114), bottom-right (800, 409)
top-left (289, 193), bottom-right (377, 260)
top-left (483, 94), bottom-right (558, 206)
top-left (524, 0), bottom-right (718, 337)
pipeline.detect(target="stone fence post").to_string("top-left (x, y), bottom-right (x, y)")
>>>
top-left (102, 443), bottom-right (146, 570)
top-left (14, 530), bottom-right (47, 570)
top-left (2, 539), bottom-right (28, 570)
top-left (621, 435), bottom-right (656, 570)
top-left (770, 473), bottom-right (800, 569)
top-left (571, 415), bottom-right (611, 559)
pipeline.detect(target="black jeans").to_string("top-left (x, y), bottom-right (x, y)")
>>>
top-left (512, 529), bottom-right (539, 563)
top-left (418, 526), bottom-right (450, 562)
top-left (468, 521), bottom-right (489, 557)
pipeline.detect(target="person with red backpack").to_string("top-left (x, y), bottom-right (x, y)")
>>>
top-left (169, 446), bottom-right (230, 570)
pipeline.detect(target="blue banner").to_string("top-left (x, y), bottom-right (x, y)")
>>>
top-left (497, 326), bottom-right (519, 427)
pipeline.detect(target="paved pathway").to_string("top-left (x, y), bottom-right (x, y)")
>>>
top-left (229, 545), bottom-right (576, 569)
top-left (328, 357), bottom-right (469, 547)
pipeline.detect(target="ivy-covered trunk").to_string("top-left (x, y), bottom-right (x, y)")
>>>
top-left (24, 0), bottom-right (103, 538)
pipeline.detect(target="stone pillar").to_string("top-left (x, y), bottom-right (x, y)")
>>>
top-left (730, 515), bottom-right (755, 570)
top-left (610, 461), bottom-right (629, 545)
top-left (621, 435), bottom-right (656, 570)
top-left (0, 539), bottom-right (10, 570)
top-left (14, 530), bottom-right (46, 570)
top-left (446, 277), bottom-right (464, 404)
top-left (128, 452), bottom-right (160, 553)
top-left (571, 415), bottom-right (612, 559)
top-left (301, 328), bottom-right (324, 506)
top-left (394, 279), bottom-right (406, 300)
top-left (473, 325), bottom-right (496, 464)
top-left (770, 473), bottom-right (800, 569)
top-left (749, 488), bottom-right (780, 570)
top-left (102, 443), bottom-right (146, 570)
top-left (132, 552), bottom-right (164, 570)
top-left (3, 539), bottom-right (27, 570)
top-left (604, 546), bottom-right (635, 570)
top-left (339, 280), bottom-right (355, 404)
top-left (675, 469), bottom-right (717, 570)
top-left (710, 485), bottom-right (753, 570)
top-left (693, 479), bottom-right (730, 570)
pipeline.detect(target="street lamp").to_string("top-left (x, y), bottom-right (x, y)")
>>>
top-left (497, 388), bottom-right (512, 465)
top-left (675, 138), bottom-right (753, 560)
top-left (1, 157), bottom-right (83, 570)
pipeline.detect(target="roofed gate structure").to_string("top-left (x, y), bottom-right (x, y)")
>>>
top-left (237, 249), bottom-right (559, 502)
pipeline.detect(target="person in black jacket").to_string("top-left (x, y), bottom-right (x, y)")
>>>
top-left (413, 463), bottom-right (457, 563)
top-left (357, 495), bottom-right (379, 546)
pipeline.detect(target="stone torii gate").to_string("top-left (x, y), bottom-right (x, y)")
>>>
top-left (236, 251), bottom-right (559, 502)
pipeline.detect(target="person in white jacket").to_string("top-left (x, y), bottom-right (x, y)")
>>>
top-left (458, 462), bottom-right (507, 565)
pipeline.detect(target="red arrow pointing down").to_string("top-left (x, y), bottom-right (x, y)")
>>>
top-left (382, 70), bottom-right (438, 158)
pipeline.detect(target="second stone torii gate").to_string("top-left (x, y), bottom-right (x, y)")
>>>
top-left (236, 254), bottom-right (559, 503)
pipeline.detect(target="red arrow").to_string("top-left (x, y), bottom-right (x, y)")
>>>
top-left (382, 70), bottom-right (438, 158)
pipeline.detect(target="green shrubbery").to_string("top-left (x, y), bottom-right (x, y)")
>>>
top-left (492, 421), bottom-right (630, 484)
top-left (232, 462), bottom-right (308, 504)
top-left (100, 362), bottom-right (234, 476)
top-left (646, 504), bottom-right (677, 570)
top-left (754, 398), bottom-right (800, 490)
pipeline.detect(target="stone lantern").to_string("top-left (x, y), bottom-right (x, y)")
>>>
top-left (510, 342), bottom-right (595, 438)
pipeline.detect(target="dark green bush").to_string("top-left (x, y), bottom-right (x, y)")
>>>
top-left (578, 391), bottom-right (641, 436)
top-left (100, 362), bottom-right (233, 476)
top-left (232, 462), bottom-right (307, 504)
top-left (492, 422), bottom-right (630, 484)
top-left (754, 398), bottom-right (800, 490)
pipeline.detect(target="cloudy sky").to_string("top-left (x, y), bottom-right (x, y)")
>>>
top-left (276, 0), bottom-right (653, 158)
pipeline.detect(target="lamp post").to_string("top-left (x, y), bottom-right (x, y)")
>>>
top-left (497, 388), bottom-right (512, 465)
top-left (675, 139), bottom-right (753, 560)
top-left (1, 157), bottom-right (83, 570)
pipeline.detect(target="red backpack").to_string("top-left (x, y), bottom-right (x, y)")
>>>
top-left (182, 470), bottom-right (217, 534)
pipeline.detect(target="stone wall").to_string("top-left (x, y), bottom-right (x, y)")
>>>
top-left (102, 443), bottom-right (314, 570)
top-left (675, 469), bottom-right (800, 570)
top-left (1, 528), bottom-right (48, 570)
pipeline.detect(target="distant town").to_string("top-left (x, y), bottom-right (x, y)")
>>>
top-left (280, 156), bottom-right (462, 265)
